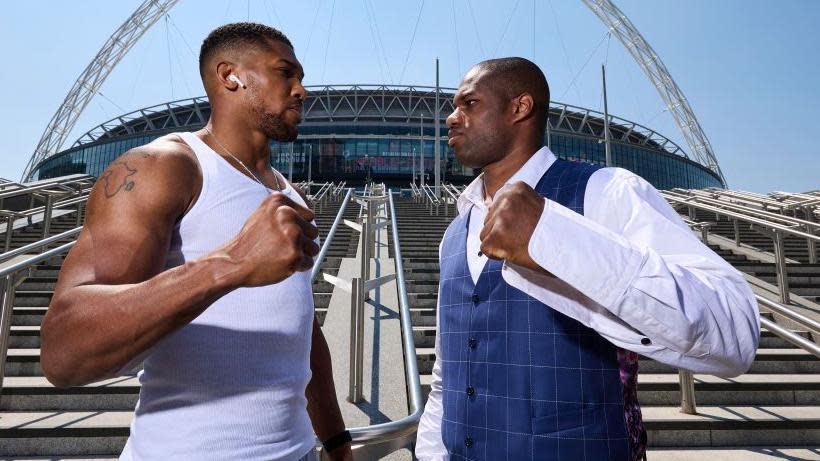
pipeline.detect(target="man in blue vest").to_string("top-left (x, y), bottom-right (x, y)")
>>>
top-left (414, 57), bottom-right (760, 461)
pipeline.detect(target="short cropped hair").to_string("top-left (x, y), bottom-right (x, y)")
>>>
top-left (199, 22), bottom-right (293, 79)
top-left (477, 57), bottom-right (550, 132)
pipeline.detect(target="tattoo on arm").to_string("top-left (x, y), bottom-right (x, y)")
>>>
top-left (100, 161), bottom-right (138, 198)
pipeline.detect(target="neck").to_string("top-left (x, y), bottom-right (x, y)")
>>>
top-left (203, 114), bottom-right (271, 173)
top-left (482, 141), bottom-right (541, 200)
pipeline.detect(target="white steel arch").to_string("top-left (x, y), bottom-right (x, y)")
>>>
top-left (25, 0), bottom-right (725, 185)
top-left (581, 0), bottom-right (725, 184)
top-left (22, 0), bottom-right (180, 180)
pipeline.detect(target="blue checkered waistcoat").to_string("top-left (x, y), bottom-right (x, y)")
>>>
top-left (438, 160), bottom-right (638, 461)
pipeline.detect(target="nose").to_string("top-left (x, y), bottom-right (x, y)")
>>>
top-left (446, 108), bottom-right (461, 128)
top-left (293, 80), bottom-right (307, 101)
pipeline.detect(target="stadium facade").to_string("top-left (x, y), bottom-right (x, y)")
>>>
top-left (30, 85), bottom-right (724, 190)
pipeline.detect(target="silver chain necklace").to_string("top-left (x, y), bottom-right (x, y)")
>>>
top-left (203, 126), bottom-right (282, 191)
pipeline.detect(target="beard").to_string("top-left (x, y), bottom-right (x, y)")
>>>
top-left (454, 128), bottom-right (506, 169)
top-left (247, 80), bottom-right (298, 142)
top-left (257, 109), bottom-right (297, 142)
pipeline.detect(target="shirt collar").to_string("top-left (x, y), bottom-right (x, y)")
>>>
top-left (457, 146), bottom-right (557, 216)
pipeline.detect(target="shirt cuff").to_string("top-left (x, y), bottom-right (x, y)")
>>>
top-left (528, 198), bottom-right (646, 309)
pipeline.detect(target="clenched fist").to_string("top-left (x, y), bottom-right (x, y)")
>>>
top-left (479, 181), bottom-right (546, 272)
top-left (221, 192), bottom-right (320, 287)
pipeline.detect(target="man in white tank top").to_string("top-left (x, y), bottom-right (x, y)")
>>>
top-left (41, 23), bottom-right (352, 461)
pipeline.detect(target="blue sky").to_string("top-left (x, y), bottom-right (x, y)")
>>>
top-left (1, 0), bottom-right (817, 192)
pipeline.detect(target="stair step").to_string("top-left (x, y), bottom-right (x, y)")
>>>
top-left (0, 411), bottom-right (131, 457)
top-left (645, 447), bottom-right (820, 460)
top-left (1, 377), bottom-right (140, 411)
top-left (642, 405), bottom-right (820, 446)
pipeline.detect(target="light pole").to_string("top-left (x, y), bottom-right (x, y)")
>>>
top-left (288, 142), bottom-right (294, 181)
top-left (411, 146), bottom-right (416, 184)
top-left (307, 143), bottom-right (313, 184)
top-left (419, 113), bottom-right (425, 188)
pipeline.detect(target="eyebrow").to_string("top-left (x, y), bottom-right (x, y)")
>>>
top-left (454, 90), bottom-right (475, 102)
top-left (275, 58), bottom-right (305, 79)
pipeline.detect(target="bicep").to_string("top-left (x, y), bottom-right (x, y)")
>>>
top-left (54, 152), bottom-right (192, 293)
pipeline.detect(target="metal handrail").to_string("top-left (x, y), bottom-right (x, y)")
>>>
top-left (2, 190), bottom-right (90, 252)
top-left (1, 241), bottom-right (77, 395)
top-left (310, 188), bottom-right (353, 281)
top-left (0, 227), bottom-right (82, 263)
top-left (3, 192), bottom-right (90, 220)
top-left (756, 295), bottom-right (820, 333)
top-left (670, 189), bottom-right (820, 232)
top-left (673, 203), bottom-right (814, 303)
top-left (311, 182), bottom-right (334, 204)
top-left (760, 317), bottom-right (820, 358)
top-left (664, 193), bottom-right (820, 242)
top-left (342, 191), bottom-right (422, 453)
top-left (0, 175), bottom-right (93, 201)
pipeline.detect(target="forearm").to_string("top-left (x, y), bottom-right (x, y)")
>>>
top-left (306, 319), bottom-right (346, 442)
top-left (520, 195), bottom-right (759, 376)
top-left (41, 253), bottom-right (243, 387)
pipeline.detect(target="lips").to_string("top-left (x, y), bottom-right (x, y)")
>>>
top-left (448, 130), bottom-right (464, 147)
top-left (287, 106), bottom-right (303, 122)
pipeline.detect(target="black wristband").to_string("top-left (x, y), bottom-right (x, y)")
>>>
top-left (322, 430), bottom-right (352, 453)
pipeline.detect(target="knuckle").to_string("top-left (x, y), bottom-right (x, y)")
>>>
top-left (283, 244), bottom-right (300, 262)
top-left (283, 224), bottom-right (300, 239)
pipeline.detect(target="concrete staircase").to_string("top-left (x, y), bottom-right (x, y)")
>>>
top-left (2, 191), bottom-right (819, 459)
top-left (389, 196), bottom-right (820, 458)
top-left (0, 198), bottom-right (355, 458)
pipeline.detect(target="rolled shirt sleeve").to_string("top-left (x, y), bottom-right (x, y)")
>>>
top-left (502, 168), bottom-right (760, 377)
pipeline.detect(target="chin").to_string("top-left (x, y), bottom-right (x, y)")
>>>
top-left (454, 151), bottom-right (480, 170)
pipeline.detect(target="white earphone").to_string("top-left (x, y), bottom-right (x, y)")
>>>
top-left (228, 74), bottom-right (246, 89)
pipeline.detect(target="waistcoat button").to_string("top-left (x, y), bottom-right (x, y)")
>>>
top-left (468, 338), bottom-right (478, 349)
top-left (464, 436), bottom-right (473, 447)
top-left (471, 294), bottom-right (480, 303)
top-left (466, 386), bottom-right (475, 396)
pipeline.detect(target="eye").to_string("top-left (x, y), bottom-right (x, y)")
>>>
top-left (465, 99), bottom-right (477, 106)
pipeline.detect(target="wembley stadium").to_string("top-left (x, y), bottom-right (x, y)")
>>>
top-left (29, 84), bottom-right (724, 190)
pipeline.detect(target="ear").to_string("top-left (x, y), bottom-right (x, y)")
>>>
top-left (216, 61), bottom-right (241, 91)
top-left (510, 93), bottom-right (535, 124)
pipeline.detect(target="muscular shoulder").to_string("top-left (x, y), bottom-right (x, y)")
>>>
top-left (90, 133), bottom-right (201, 221)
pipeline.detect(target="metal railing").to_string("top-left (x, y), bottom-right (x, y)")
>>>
top-left (342, 191), bottom-right (422, 458)
top-left (0, 227), bottom-right (82, 264)
top-left (0, 241), bottom-right (77, 396)
top-left (671, 189), bottom-right (820, 234)
top-left (2, 188), bottom-right (91, 253)
top-left (419, 184), bottom-right (442, 216)
top-left (309, 187), bottom-right (421, 457)
top-left (310, 188), bottom-right (353, 281)
top-left (668, 189), bottom-right (820, 266)
top-left (666, 192), bottom-right (820, 303)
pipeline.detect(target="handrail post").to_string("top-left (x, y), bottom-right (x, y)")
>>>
top-left (0, 275), bottom-right (17, 398)
top-left (805, 217), bottom-right (817, 264)
top-left (3, 216), bottom-right (14, 253)
top-left (773, 230), bottom-right (791, 304)
top-left (348, 277), bottom-right (364, 403)
top-left (733, 219), bottom-right (741, 247)
top-left (42, 194), bottom-right (54, 239)
top-left (76, 201), bottom-right (85, 228)
top-left (678, 369), bottom-right (697, 414)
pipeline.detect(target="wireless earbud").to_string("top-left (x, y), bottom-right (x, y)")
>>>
top-left (228, 74), bottom-right (246, 89)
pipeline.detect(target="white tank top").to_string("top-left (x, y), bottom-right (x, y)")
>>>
top-left (120, 132), bottom-right (316, 460)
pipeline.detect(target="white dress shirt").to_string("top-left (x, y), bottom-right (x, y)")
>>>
top-left (415, 146), bottom-right (760, 460)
